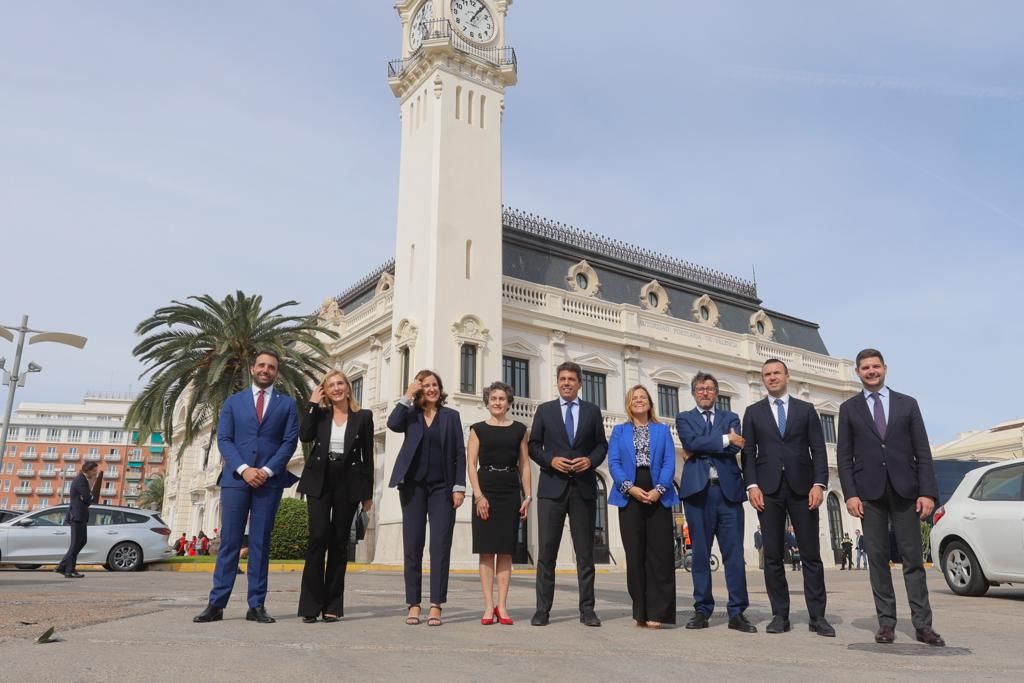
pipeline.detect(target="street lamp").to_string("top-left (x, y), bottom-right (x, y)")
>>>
top-left (0, 315), bottom-right (88, 472)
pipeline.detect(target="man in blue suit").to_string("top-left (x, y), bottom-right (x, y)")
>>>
top-left (676, 372), bottom-right (755, 632)
top-left (194, 350), bottom-right (300, 624)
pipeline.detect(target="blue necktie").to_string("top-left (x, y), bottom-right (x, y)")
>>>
top-left (564, 402), bottom-right (575, 443)
top-left (702, 410), bottom-right (712, 435)
top-left (774, 398), bottom-right (786, 436)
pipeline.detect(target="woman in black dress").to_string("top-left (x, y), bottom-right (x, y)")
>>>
top-left (467, 381), bottom-right (532, 625)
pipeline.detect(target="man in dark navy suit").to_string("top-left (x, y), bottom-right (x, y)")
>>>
top-left (676, 372), bottom-right (755, 633)
top-left (837, 349), bottom-right (944, 647)
top-left (528, 361), bottom-right (608, 627)
top-left (194, 350), bottom-right (300, 625)
top-left (742, 358), bottom-right (834, 636)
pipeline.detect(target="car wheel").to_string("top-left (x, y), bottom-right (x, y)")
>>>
top-left (14, 564), bottom-right (42, 570)
top-left (941, 540), bottom-right (989, 597)
top-left (107, 542), bottom-right (143, 572)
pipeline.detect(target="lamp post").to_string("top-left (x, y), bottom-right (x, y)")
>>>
top-left (0, 315), bottom-right (88, 472)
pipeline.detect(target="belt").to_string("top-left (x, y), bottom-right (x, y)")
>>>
top-left (482, 465), bottom-right (515, 472)
top-left (327, 451), bottom-right (346, 462)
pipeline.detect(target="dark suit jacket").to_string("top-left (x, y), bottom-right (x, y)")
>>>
top-left (675, 407), bottom-right (745, 503)
top-left (528, 398), bottom-right (608, 500)
top-left (216, 388), bottom-right (300, 489)
top-left (297, 403), bottom-right (374, 501)
top-left (68, 473), bottom-right (92, 522)
top-left (387, 403), bottom-right (466, 490)
top-left (741, 396), bottom-right (828, 496)
top-left (837, 389), bottom-right (938, 502)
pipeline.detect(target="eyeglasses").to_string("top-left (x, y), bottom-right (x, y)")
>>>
top-left (693, 387), bottom-right (718, 395)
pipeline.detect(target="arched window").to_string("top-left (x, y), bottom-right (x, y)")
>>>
top-left (593, 474), bottom-right (610, 564)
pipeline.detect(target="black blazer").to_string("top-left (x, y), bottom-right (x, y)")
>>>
top-left (297, 403), bottom-right (375, 501)
top-left (741, 396), bottom-right (828, 497)
top-left (837, 389), bottom-right (938, 502)
top-left (68, 473), bottom-right (93, 523)
top-left (528, 398), bottom-right (608, 500)
top-left (386, 403), bottom-right (466, 490)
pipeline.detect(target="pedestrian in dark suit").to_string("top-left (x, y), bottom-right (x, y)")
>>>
top-left (528, 361), bottom-right (608, 627)
top-left (742, 358), bottom-right (834, 637)
top-left (387, 369), bottom-right (466, 627)
top-left (855, 529), bottom-right (867, 569)
top-left (297, 369), bottom-right (374, 623)
top-left (837, 348), bottom-right (944, 647)
top-left (55, 461), bottom-right (100, 578)
top-left (676, 371), bottom-right (755, 633)
top-left (608, 385), bottom-right (678, 628)
top-left (753, 526), bottom-right (764, 570)
top-left (194, 350), bottom-right (300, 625)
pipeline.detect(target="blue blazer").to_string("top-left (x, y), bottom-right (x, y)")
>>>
top-left (675, 407), bottom-right (746, 504)
top-left (387, 403), bottom-right (466, 490)
top-left (607, 421), bottom-right (679, 508)
top-left (216, 388), bottom-right (300, 489)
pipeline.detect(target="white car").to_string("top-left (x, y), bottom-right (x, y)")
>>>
top-left (930, 459), bottom-right (1024, 596)
top-left (0, 504), bottom-right (174, 572)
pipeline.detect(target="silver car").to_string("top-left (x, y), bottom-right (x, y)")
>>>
top-left (0, 504), bottom-right (174, 571)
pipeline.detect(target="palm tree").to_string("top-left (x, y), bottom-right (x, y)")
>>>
top-left (126, 291), bottom-right (337, 468)
top-left (138, 474), bottom-right (165, 512)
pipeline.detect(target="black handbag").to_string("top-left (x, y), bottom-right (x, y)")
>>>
top-left (354, 510), bottom-right (369, 542)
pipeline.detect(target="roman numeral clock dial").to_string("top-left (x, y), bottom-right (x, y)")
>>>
top-left (450, 0), bottom-right (495, 44)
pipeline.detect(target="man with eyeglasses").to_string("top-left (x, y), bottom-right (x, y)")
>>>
top-left (675, 372), bottom-right (755, 633)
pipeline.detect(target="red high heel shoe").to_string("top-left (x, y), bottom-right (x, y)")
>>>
top-left (496, 608), bottom-right (513, 625)
top-left (481, 609), bottom-right (498, 625)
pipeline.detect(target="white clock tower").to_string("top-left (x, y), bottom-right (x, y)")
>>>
top-left (373, 0), bottom-right (517, 565)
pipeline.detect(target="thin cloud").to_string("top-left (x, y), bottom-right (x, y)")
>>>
top-left (733, 65), bottom-right (1024, 102)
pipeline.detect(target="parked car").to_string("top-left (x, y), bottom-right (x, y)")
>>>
top-left (930, 459), bottom-right (1024, 596)
top-left (0, 504), bottom-right (174, 571)
top-left (0, 509), bottom-right (23, 524)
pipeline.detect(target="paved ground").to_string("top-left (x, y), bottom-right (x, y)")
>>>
top-left (1, 565), bottom-right (1021, 682)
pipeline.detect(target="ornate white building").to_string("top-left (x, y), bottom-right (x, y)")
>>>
top-left (165, 0), bottom-right (867, 567)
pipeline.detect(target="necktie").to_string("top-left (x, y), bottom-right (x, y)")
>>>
top-left (256, 390), bottom-right (266, 424)
top-left (564, 402), bottom-right (575, 443)
top-left (774, 398), bottom-right (786, 435)
top-left (870, 392), bottom-right (886, 438)
top-left (703, 410), bottom-right (712, 435)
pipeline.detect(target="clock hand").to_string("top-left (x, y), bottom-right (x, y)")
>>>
top-left (470, 6), bottom-right (484, 25)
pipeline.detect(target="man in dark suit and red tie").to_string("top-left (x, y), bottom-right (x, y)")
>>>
top-left (676, 372), bottom-right (755, 633)
top-left (837, 349), bottom-right (944, 647)
top-left (742, 359), bottom-right (834, 637)
top-left (194, 350), bottom-right (300, 625)
top-left (528, 361), bottom-right (608, 627)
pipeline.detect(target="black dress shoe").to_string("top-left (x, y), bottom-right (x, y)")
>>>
top-left (530, 611), bottom-right (549, 626)
top-left (916, 627), bottom-right (945, 647)
top-left (193, 605), bottom-right (224, 623)
top-left (65, 572), bottom-right (85, 578)
top-left (685, 612), bottom-right (709, 629)
top-left (728, 614), bottom-right (757, 633)
top-left (809, 617), bottom-right (836, 637)
top-left (246, 606), bottom-right (276, 624)
top-left (875, 625), bottom-right (895, 644)
top-left (321, 615), bottom-right (340, 623)
top-left (301, 616), bottom-right (318, 624)
top-left (766, 615), bottom-right (791, 633)
top-left (579, 611), bottom-right (602, 627)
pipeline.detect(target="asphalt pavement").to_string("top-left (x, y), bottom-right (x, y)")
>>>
top-left (1, 565), bottom-right (1021, 682)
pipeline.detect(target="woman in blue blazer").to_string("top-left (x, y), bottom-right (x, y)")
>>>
top-left (608, 385), bottom-right (679, 627)
top-left (387, 369), bottom-right (466, 627)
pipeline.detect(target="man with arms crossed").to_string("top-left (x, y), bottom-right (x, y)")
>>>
top-left (742, 359), bottom-right (834, 636)
top-left (528, 362), bottom-right (608, 627)
top-left (837, 349), bottom-right (944, 646)
top-left (194, 350), bottom-right (299, 624)
top-left (676, 372), bottom-right (755, 633)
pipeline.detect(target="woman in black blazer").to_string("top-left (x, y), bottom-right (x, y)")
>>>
top-left (297, 369), bottom-right (374, 623)
top-left (55, 460), bottom-right (100, 578)
top-left (387, 369), bottom-right (466, 627)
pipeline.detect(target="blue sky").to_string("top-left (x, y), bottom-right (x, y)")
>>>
top-left (2, 2), bottom-right (1022, 444)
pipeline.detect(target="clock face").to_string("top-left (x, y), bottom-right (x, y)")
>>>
top-left (450, 0), bottom-right (496, 44)
top-left (409, 1), bottom-right (433, 52)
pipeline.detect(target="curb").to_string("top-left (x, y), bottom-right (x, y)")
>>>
top-left (151, 562), bottom-right (611, 575)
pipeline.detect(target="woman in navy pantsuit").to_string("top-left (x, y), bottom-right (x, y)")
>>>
top-left (387, 369), bottom-right (466, 627)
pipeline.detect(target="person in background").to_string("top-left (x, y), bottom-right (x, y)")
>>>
top-left (189, 536), bottom-right (198, 557)
top-left (467, 381), bottom-right (531, 626)
top-left (753, 526), bottom-right (764, 570)
top-left (387, 370), bottom-right (466, 627)
top-left (608, 385), bottom-right (678, 628)
top-left (855, 529), bottom-right (867, 570)
top-left (840, 534), bottom-right (854, 570)
top-left (174, 533), bottom-right (187, 556)
top-left (55, 460), bottom-right (101, 578)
